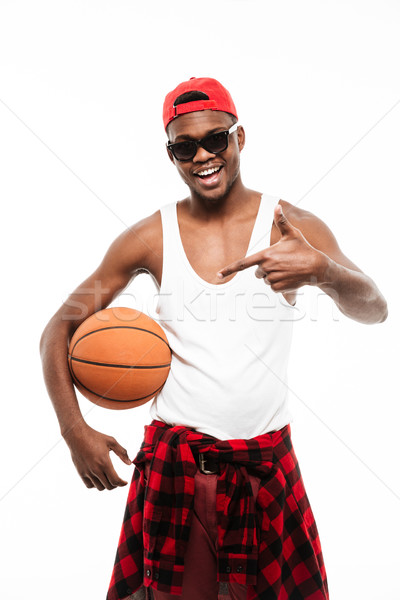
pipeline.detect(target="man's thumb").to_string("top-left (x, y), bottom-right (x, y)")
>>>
top-left (274, 204), bottom-right (294, 236)
top-left (109, 438), bottom-right (132, 465)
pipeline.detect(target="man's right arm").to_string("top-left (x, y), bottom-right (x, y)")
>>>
top-left (39, 214), bottom-right (160, 491)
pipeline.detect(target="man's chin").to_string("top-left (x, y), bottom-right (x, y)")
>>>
top-left (191, 181), bottom-right (233, 205)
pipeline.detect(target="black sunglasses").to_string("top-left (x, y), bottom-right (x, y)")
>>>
top-left (167, 123), bottom-right (239, 162)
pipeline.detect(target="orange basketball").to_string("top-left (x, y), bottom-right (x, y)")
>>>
top-left (68, 307), bottom-right (171, 409)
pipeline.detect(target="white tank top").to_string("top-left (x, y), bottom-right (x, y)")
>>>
top-left (150, 194), bottom-right (296, 440)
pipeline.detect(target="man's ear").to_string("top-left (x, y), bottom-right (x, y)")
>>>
top-left (237, 125), bottom-right (245, 152)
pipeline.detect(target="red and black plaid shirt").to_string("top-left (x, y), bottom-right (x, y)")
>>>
top-left (107, 420), bottom-right (329, 600)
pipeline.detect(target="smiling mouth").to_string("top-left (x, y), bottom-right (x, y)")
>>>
top-left (194, 166), bottom-right (223, 181)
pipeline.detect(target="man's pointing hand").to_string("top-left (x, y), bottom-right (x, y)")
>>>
top-left (217, 204), bottom-right (330, 293)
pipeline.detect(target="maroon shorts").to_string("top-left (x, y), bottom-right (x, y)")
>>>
top-left (147, 462), bottom-right (260, 600)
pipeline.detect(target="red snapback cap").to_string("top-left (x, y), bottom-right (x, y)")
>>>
top-left (163, 77), bottom-right (238, 130)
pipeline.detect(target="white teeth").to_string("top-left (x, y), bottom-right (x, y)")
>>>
top-left (197, 166), bottom-right (221, 177)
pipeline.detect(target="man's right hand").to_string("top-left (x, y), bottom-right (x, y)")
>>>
top-left (63, 423), bottom-right (132, 491)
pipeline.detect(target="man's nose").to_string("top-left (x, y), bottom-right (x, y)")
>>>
top-left (192, 145), bottom-right (216, 163)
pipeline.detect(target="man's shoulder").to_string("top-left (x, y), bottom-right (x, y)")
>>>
top-left (132, 207), bottom-right (162, 237)
top-left (123, 209), bottom-right (162, 270)
top-left (277, 199), bottom-right (313, 224)
top-left (131, 199), bottom-right (176, 236)
top-left (107, 208), bottom-right (163, 279)
top-left (277, 198), bottom-right (341, 253)
top-left (277, 199), bottom-right (326, 235)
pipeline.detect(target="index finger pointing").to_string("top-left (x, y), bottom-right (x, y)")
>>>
top-left (217, 250), bottom-right (266, 279)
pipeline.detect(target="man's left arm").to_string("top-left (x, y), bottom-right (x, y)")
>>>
top-left (291, 207), bottom-right (388, 324)
top-left (217, 204), bottom-right (388, 325)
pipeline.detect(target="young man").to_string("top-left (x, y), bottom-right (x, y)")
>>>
top-left (40, 77), bottom-right (387, 600)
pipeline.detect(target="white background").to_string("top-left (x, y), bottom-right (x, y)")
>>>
top-left (1, 1), bottom-right (399, 599)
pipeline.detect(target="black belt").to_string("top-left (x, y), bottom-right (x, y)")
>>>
top-left (194, 452), bottom-right (220, 475)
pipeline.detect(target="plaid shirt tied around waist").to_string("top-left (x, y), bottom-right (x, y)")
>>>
top-left (107, 421), bottom-right (329, 600)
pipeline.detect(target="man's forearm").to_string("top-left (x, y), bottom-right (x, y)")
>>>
top-left (40, 317), bottom-right (132, 490)
top-left (318, 257), bottom-right (388, 324)
top-left (39, 318), bottom-right (89, 439)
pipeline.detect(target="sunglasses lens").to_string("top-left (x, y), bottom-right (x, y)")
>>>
top-left (203, 132), bottom-right (228, 154)
top-left (171, 141), bottom-right (197, 161)
top-left (169, 130), bottom-right (230, 161)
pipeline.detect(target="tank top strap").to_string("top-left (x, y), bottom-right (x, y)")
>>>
top-left (246, 193), bottom-right (280, 256)
top-left (159, 201), bottom-right (179, 245)
top-left (158, 201), bottom-right (182, 285)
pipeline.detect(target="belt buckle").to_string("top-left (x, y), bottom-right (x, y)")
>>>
top-left (199, 452), bottom-right (217, 475)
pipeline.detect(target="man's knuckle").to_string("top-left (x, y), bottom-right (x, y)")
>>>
top-left (93, 460), bottom-right (107, 471)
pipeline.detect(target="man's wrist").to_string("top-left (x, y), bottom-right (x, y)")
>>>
top-left (61, 417), bottom-right (89, 443)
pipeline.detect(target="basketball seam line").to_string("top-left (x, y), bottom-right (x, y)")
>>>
top-left (68, 355), bottom-right (171, 369)
top-left (70, 326), bottom-right (171, 355)
top-left (68, 359), bottom-right (167, 403)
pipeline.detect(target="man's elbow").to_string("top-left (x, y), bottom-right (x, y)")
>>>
top-left (370, 293), bottom-right (388, 324)
top-left (378, 302), bottom-right (388, 323)
top-left (39, 313), bottom-right (67, 357)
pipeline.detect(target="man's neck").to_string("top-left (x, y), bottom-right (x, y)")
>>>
top-left (186, 176), bottom-right (257, 221)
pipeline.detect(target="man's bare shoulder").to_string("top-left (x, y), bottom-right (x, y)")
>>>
top-left (277, 199), bottom-right (363, 273)
top-left (118, 209), bottom-right (163, 276)
top-left (277, 199), bottom-right (335, 247)
top-left (125, 209), bottom-right (162, 253)
top-left (277, 199), bottom-right (315, 225)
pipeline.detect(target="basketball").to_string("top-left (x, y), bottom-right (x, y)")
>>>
top-left (68, 307), bottom-right (171, 409)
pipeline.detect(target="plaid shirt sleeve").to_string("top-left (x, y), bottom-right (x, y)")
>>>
top-left (107, 421), bottom-right (329, 600)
